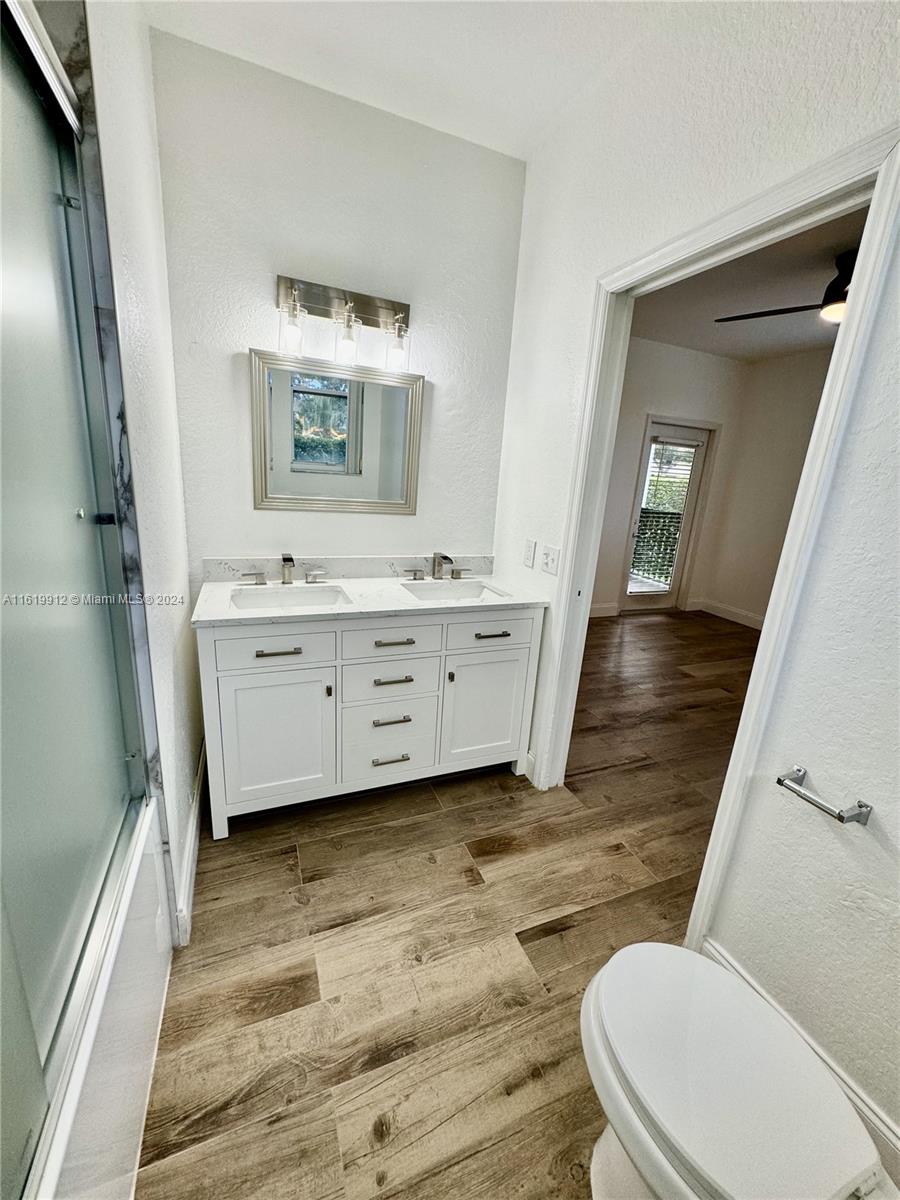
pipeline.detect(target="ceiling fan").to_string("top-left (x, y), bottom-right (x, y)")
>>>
top-left (715, 248), bottom-right (856, 326)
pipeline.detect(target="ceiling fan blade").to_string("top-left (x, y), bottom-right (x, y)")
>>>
top-left (715, 304), bottom-right (823, 324)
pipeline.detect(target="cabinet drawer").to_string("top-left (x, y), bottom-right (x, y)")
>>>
top-left (342, 695), bottom-right (439, 749)
top-left (342, 624), bottom-right (442, 659)
top-left (341, 656), bottom-right (440, 703)
top-left (446, 616), bottom-right (533, 650)
top-left (342, 733), bottom-right (436, 783)
top-left (216, 631), bottom-right (336, 672)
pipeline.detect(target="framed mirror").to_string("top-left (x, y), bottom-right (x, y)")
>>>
top-left (250, 349), bottom-right (423, 513)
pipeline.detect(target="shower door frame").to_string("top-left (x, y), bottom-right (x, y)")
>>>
top-left (2, 3), bottom-right (170, 1196)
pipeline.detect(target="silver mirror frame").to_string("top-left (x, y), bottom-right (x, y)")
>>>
top-left (249, 348), bottom-right (424, 514)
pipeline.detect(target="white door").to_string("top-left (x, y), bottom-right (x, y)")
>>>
top-left (621, 421), bottom-right (709, 611)
top-left (219, 667), bottom-right (336, 806)
top-left (440, 649), bottom-right (529, 765)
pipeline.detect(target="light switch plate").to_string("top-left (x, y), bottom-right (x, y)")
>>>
top-left (541, 544), bottom-right (560, 575)
top-left (523, 538), bottom-right (537, 569)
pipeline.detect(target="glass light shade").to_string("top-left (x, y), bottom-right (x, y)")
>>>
top-left (279, 303), bottom-right (307, 353)
top-left (819, 301), bottom-right (846, 325)
top-left (334, 314), bottom-right (361, 364)
top-left (384, 322), bottom-right (410, 371)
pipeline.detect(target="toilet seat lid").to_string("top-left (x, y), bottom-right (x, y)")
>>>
top-left (593, 944), bottom-right (880, 1200)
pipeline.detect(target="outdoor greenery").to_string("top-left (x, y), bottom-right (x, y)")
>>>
top-left (631, 508), bottom-right (682, 584)
top-left (644, 476), bottom-right (690, 511)
top-left (292, 387), bottom-right (348, 466)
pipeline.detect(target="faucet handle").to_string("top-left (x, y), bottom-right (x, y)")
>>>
top-left (241, 571), bottom-right (266, 586)
top-left (403, 568), bottom-right (425, 581)
top-left (305, 570), bottom-right (326, 584)
top-left (450, 567), bottom-right (471, 580)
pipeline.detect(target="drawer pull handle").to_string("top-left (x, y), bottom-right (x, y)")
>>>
top-left (372, 753), bottom-right (411, 767)
top-left (474, 631), bottom-right (510, 640)
top-left (374, 638), bottom-right (416, 647)
top-left (255, 646), bottom-right (303, 658)
top-left (374, 675), bottom-right (414, 687)
top-left (372, 714), bottom-right (412, 727)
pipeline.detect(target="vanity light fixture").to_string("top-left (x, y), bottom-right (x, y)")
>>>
top-left (384, 314), bottom-right (411, 370)
top-left (275, 276), bottom-right (411, 366)
top-left (278, 284), bottom-right (307, 354)
top-left (334, 302), bottom-right (362, 364)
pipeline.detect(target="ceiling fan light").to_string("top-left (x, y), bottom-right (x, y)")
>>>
top-left (818, 260), bottom-right (852, 326)
top-left (820, 301), bottom-right (846, 325)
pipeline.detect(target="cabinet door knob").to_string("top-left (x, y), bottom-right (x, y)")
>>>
top-left (448, 671), bottom-right (455, 682)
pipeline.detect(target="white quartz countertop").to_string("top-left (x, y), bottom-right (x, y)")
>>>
top-left (191, 576), bottom-right (549, 627)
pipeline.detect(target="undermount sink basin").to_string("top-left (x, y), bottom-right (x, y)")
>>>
top-left (230, 583), bottom-right (350, 610)
top-left (401, 580), bottom-right (509, 602)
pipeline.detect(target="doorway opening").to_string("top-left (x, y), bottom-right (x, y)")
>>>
top-left (559, 200), bottom-right (874, 950)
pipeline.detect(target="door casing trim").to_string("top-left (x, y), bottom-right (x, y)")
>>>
top-left (539, 127), bottom-right (899, 956)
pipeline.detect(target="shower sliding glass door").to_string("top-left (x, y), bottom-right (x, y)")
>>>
top-left (621, 422), bottom-right (709, 610)
top-left (1, 24), bottom-right (145, 1198)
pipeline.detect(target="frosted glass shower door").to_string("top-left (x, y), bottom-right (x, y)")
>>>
top-left (1, 24), bottom-right (136, 1146)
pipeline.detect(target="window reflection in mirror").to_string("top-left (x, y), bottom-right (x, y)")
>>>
top-left (251, 351), bottom-right (423, 514)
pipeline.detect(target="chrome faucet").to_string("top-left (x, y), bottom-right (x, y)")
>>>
top-left (281, 553), bottom-right (295, 584)
top-left (431, 551), bottom-right (453, 579)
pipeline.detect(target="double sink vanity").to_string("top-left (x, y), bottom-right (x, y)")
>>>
top-left (193, 559), bottom-right (546, 838)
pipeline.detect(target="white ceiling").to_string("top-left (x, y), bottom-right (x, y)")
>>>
top-left (140, 1), bottom-right (696, 160)
top-left (630, 208), bottom-right (869, 362)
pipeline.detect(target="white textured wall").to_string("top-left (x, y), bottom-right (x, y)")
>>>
top-left (491, 1), bottom-right (898, 775)
top-left (148, 32), bottom-right (524, 593)
top-left (692, 348), bottom-right (831, 623)
top-left (86, 2), bottom-right (201, 905)
top-left (590, 338), bottom-right (748, 614)
top-left (591, 340), bottom-right (831, 625)
top-left (711, 231), bottom-right (899, 1141)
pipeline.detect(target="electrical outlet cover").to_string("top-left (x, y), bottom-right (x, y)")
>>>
top-left (541, 544), bottom-right (560, 575)
top-left (524, 538), bottom-right (537, 568)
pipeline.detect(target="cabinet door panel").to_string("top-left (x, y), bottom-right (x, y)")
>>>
top-left (440, 649), bottom-right (529, 765)
top-left (219, 667), bottom-right (335, 806)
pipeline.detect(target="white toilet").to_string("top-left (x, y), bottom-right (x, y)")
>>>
top-left (581, 943), bottom-right (898, 1200)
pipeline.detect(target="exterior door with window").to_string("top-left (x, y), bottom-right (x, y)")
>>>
top-left (621, 422), bottom-right (709, 610)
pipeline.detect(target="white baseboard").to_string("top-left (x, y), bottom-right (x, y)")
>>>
top-left (174, 742), bottom-right (205, 946)
top-left (685, 597), bottom-right (764, 630)
top-left (702, 938), bottom-right (900, 1181)
top-left (590, 602), bottom-right (619, 618)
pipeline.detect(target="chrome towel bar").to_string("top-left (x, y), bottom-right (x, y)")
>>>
top-left (776, 765), bottom-right (872, 826)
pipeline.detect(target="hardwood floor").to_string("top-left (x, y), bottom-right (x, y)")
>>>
top-left (137, 610), bottom-right (758, 1200)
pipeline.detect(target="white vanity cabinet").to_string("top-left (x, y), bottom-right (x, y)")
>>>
top-left (196, 604), bottom-right (544, 838)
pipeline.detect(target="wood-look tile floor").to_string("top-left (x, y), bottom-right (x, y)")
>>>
top-left (137, 610), bottom-right (758, 1200)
